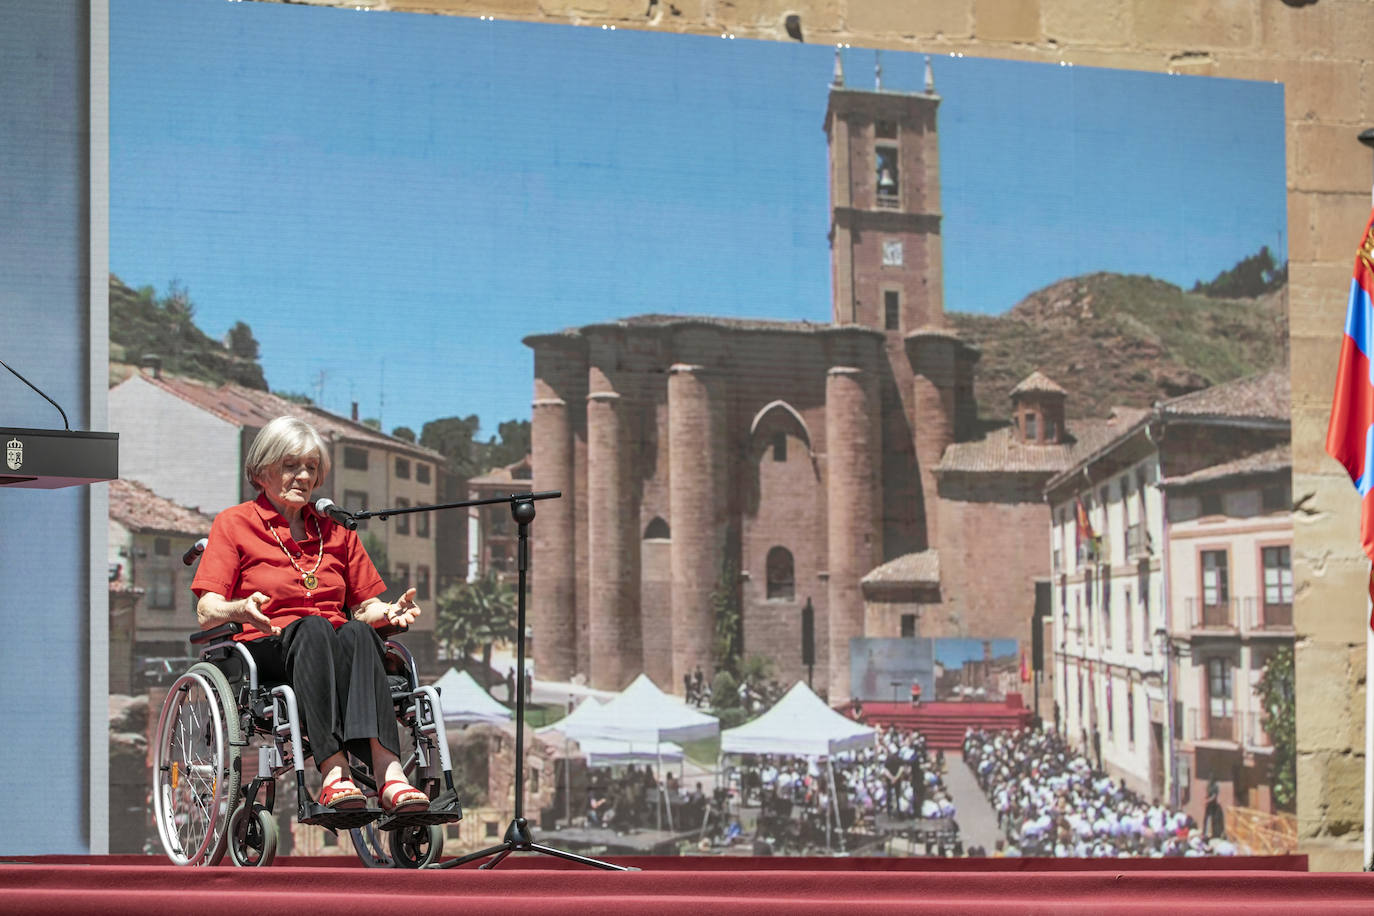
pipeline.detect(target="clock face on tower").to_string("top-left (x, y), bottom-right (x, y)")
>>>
top-left (882, 239), bottom-right (903, 267)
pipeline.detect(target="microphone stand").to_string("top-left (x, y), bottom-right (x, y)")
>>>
top-left (354, 489), bottom-right (629, 871)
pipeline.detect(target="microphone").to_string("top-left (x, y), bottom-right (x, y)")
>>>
top-left (313, 497), bottom-right (358, 530)
top-left (182, 537), bottom-right (208, 566)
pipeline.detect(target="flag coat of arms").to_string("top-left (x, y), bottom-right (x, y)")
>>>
top-left (1324, 209), bottom-right (1374, 628)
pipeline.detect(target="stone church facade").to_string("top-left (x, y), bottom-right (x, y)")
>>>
top-left (526, 58), bottom-right (1093, 698)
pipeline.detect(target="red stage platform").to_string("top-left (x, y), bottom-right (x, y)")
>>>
top-left (3, 854), bottom-right (1371, 914)
top-left (857, 697), bottom-right (1034, 748)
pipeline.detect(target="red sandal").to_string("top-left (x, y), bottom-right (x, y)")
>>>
top-left (320, 777), bottom-right (367, 810)
top-left (380, 780), bottom-right (429, 814)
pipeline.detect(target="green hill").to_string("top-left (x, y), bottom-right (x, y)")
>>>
top-left (109, 274), bottom-right (267, 390)
top-left (947, 272), bottom-right (1288, 422)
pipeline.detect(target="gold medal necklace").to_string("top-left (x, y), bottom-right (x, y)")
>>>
top-left (267, 514), bottom-right (323, 593)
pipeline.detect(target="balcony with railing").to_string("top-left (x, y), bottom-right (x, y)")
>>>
top-left (1185, 707), bottom-right (1239, 747)
top-left (1125, 522), bottom-right (1151, 559)
top-left (1184, 596), bottom-right (1295, 637)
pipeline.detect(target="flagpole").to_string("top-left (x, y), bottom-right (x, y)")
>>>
top-left (1360, 126), bottom-right (1374, 871)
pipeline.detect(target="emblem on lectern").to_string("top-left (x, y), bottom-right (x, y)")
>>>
top-left (6, 438), bottom-right (22, 471)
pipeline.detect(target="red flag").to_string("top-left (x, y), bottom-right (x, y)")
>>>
top-left (1075, 496), bottom-right (1095, 562)
top-left (1324, 209), bottom-right (1374, 630)
top-left (1019, 649), bottom-right (1031, 683)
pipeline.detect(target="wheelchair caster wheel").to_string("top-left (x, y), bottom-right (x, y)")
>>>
top-left (228, 804), bottom-right (278, 867)
top-left (389, 824), bottom-right (443, 868)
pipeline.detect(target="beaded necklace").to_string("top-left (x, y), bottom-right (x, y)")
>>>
top-left (266, 513), bottom-right (324, 593)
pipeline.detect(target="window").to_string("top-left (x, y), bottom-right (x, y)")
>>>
top-left (416, 463), bottom-right (431, 484)
top-left (154, 536), bottom-right (171, 556)
top-left (766, 547), bottom-right (795, 600)
top-left (1200, 492), bottom-right (1223, 516)
top-left (395, 457), bottom-right (411, 479)
top-left (416, 511), bottom-right (430, 539)
top-left (343, 489), bottom-right (369, 530)
top-left (644, 517), bottom-right (671, 540)
top-left (1207, 657), bottom-right (1234, 722)
top-left (148, 570), bottom-right (176, 609)
top-left (1084, 568), bottom-right (1094, 612)
top-left (1101, 566), bottom-right (1112, 649)
top-left (900, 614), bottom-right (917, 638)
top-left (875, 119), bottom-right (897, 139)
top-left (395, 497), bottom-right (411, 534)
top-left (875, 146), bottom-right (899, 197)
top-left (772, 432), bottom-right (787, 462)
top-left (1202, 550), bottom-right (1229, 606)
top-left (1127, 688), bottom-right (1136, 746)
top-left (416, 565), bottom-right (431, 601)
top-left (490, 544), bottom-right (507, 572)
top-left (1106, 678), bottom-right (1114, 738)
top-left (1025, 413), bottom-right (1037, 441)
top-left (1045, 418), bottom-right (1057, 442)
top-left (393, 563), bottom-right (410, 590)
top-left (1263, 546), bottom-right (1292, 605)
top-left (1139, 560), bottom-right (1152, 654)
top-left (884, 290), bottom-right (900, 330)
top-left (1262, 484), bottom-right (1287, 512)
top-left (1124, 587), bottom-right (1133, 652)
top-left (344, 447), bottom-right (368, 471)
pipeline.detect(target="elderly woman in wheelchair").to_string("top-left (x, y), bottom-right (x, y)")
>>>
top-left (152, 415), bottom-right (462, 866)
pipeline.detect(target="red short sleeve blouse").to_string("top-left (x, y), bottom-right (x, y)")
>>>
top-left (191, 493), bottom-right (386, 641)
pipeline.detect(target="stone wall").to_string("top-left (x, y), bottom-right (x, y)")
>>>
top-left (255, 0), bottom-right (1374, 871)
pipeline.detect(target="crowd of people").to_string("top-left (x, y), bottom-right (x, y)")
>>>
top-left (585, 765), bottom-right (705, 831)
top-left (963, 727), bottom-right (1239, 857)
top-left (726, 724), bottom-right (957, 851)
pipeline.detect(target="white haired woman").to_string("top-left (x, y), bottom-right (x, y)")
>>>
top-left (191, 415), bottom-right (427, 813)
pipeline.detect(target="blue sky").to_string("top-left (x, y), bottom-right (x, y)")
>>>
top-left (111, 0), bottom-right (1286, 439)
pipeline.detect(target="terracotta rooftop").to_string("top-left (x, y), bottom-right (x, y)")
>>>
top-left (1159, 444), bottom-right (1291, 488)
top-left (135, 373), bottom-right (444, 462)
top-left (109, 478), bottom-right (215, 535)
top-left (469, 455), bottom-right (534, 487)
top-left (936, 408), bottom-right (1151, 475)
top-left (861, 550), bottom-right (941, 587)
top-left (1010, 371), bottom-right (1067, 398)
top-left (1157, 368), bottom-right (1289, 421)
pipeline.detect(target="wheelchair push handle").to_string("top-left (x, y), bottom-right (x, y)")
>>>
top-left (183, 537), bottom-right (208, 566)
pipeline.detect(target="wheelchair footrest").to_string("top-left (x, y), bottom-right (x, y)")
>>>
top-left (299, 806), bottom-right (383, 830)
top-left (376, 791), bottom-right (464, 831)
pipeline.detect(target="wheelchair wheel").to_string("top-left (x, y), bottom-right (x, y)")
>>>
top-left (349, 823), bottom-right (394, 868)
top-left (152, 662), bottom-right (243, 865)
top-left (389, 823), bottom-right (444, 868)
top-left (228, 803), bottom-right (278, 867)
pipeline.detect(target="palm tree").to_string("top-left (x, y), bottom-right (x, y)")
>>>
top-left (435, 573), bottom-right (517, 680)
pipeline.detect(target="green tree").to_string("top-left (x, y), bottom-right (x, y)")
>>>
top-left (711, 556), bottom-right (742, 677)
top-left (1192, 246), bottom-right (1287, 299)
top-left (361, 531), bottom-right (390, 583)
top-left (485, 419), bottom-right (532, 469)
top-left (391, 426), bottom-right (417, 443)
top-left (1257, 645), bottom-right (1296, 810)
top-left (225, 321), bottom-right (260, 360)
top-left (435, 572), bottom-right (517, 674)
top-left (421, 415), bottom-right (486, 478)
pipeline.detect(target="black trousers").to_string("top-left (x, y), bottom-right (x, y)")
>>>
top-left (245, 616), bottom-right (400, 771)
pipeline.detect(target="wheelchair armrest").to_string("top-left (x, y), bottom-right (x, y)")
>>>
top-left (190, 622), bottom-right (242, 645)
top-left (375, 620), bottom-right (409, 639)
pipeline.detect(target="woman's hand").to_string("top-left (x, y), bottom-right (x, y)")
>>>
top-left (197, 590), bottom-right (280, 636)
top-left (237, 592), bottom-right (281, 636)
top-left (385, 587), bottom-right (421, 627)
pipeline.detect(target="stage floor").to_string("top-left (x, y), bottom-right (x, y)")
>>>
top-left (3, 854), bottom-right (1372, 914)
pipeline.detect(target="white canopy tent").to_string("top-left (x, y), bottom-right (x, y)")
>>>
top-left (542, 675), bottom-right (718, 831)
top-left (431, 668), bottom-right (514, 726)
top-left (719, 681), bottom-right (876, 851)
top-left (576, 673), bottom-right (720, 745)
top-left (537, 698), bottom-right (686, 766)
top-left (720, 680), bottom-right (875, 758)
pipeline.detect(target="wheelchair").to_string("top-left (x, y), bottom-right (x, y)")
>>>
top-left (151, 614), bottom-right (464, 867)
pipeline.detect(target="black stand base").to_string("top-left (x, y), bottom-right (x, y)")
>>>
top-left (427, 817), bottom-right (633, 870)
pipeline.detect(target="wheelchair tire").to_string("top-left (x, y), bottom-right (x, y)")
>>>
top-left (350, 823), bottom-right (394, 868)
top-left (228, 803), bottom-right (278, 867)
top-left (152, 662), bottom-right (243, 866)
top-left (389, 823), bottom-right (444, 869)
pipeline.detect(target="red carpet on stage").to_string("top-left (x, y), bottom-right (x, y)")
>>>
top-left (4, 855), bottom-right (1372, 914)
